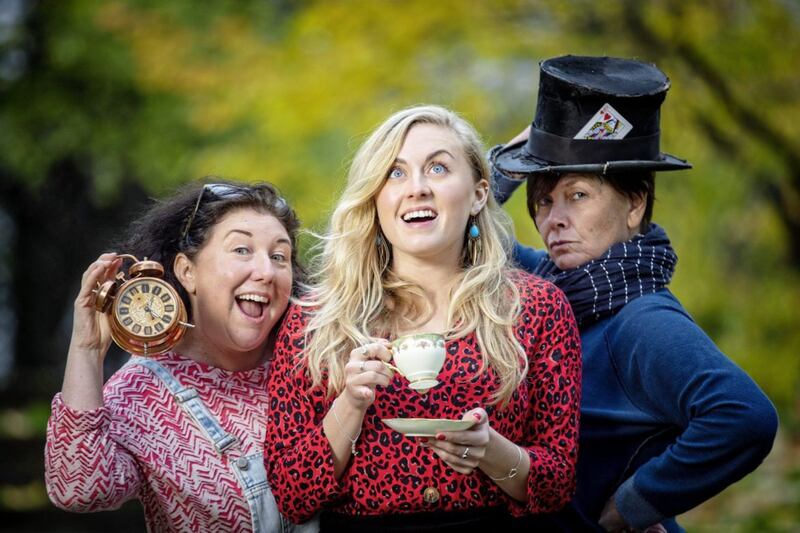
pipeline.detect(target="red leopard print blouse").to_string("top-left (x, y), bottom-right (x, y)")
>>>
top-left (266, 272), bottom-right (581, 523)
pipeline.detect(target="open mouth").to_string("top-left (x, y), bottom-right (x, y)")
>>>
top-left (402, 209), bottom-right (438, 224)
top-left (236, 294), bottom-right (268, 319)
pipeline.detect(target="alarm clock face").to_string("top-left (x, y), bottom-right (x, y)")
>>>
top-left (113, 278), bottom-right (180, 338)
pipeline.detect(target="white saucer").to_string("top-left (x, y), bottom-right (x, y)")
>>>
top-left (382, 418), bottom-right (476, 437)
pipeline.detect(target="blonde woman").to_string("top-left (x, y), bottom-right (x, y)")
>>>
top-left (266, 106), bottom-right (581, 532)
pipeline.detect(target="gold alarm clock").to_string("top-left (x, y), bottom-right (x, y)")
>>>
top-left (94, 254), bottom-right (193, 356)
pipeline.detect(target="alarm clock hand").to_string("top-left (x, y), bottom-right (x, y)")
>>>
top-left (144, 294), bottom-right (159, 318)
top-left (144, 294), bottom-right (163, 320)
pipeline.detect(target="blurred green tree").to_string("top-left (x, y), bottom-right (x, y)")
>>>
top-left (0, 0), bottom-right (797, 529)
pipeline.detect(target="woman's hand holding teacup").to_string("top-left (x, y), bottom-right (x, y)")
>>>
top-left (422, 408), bottom-right (489, 475)
top-left (341, 340), bottom-right (395, 410)
top-left (327, 340), bottom-right (395, 478)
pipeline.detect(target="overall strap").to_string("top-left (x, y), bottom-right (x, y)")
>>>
top-left (124, 357), bottom-right (302, 533)
top-left (126, 357), bottom-right (237, 454)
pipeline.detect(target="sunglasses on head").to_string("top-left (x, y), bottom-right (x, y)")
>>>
top-left (179, 183), bottom-right (251, 242)
top-left (180, 182), bottom-right (291, 243)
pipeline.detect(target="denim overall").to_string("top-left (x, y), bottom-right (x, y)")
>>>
top-left (131, 358), bottom-right (319, 533)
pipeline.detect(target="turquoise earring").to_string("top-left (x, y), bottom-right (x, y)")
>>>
top-left (468, 217), bottom-right (480, 239)
top-left (466, 215), bottom-right (481, 266)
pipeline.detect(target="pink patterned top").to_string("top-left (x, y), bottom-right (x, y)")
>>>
top-left (45, 352), bottom-right (270, 532)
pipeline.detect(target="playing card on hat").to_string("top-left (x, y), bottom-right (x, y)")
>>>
top-left (574, 103), bottom-right (633, 140)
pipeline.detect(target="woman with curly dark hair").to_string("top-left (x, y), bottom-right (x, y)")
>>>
top-left (45, 179), bottom-right (316, 532)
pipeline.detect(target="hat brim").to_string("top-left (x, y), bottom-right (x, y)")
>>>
top-left (494, 140), bottom-right (691, 175)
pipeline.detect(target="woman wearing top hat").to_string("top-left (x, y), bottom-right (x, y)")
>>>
top-left (489, 55), bottom-right (778, 532)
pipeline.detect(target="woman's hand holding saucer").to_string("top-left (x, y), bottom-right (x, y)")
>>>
top-left (422, 408), bottom-right (489, 475)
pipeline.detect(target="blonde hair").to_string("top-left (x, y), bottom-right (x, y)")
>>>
top-left (303, 105), bottom-right (525, 405)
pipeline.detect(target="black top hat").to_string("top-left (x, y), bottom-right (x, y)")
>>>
top-left (494, 55), bottom-right (691, 175)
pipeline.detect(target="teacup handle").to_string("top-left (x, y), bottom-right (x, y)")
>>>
top-left (381, 361), bottom-right (404, 376)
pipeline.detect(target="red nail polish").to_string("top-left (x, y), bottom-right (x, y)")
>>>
top-left (473, 413), bottom-right (482, 421)
top-left (436, 434), bottom-right (446, 441)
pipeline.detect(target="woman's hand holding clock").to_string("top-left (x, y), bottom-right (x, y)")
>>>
top-left (72, 253), bottom-right (122, 357)
top-left (63, 253), bottom-right (124, 410)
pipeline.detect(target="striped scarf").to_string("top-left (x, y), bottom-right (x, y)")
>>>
top-left (532, 224), bottom-right (677, 327)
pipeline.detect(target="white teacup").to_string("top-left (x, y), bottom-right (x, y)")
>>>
top-left (386, 333), bottom-right (446, 392)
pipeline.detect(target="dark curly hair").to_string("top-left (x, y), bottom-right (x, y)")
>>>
top-left (116, 178), bottom-right (305, 321)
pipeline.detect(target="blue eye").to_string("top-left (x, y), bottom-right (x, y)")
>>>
top-left (430, 163), bottom-right (447, 174)
top-left (388, 168), bottom-right (404, 179)
top-left (234, 246), bottom-right (251, 255)
top-left (271, 252), bottom-right (288, 263)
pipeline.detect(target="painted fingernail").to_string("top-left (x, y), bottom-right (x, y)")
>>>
top-left (436, 434), bottom-right (446, 441)
top-left (472, 413), bottom-right (482, 421)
